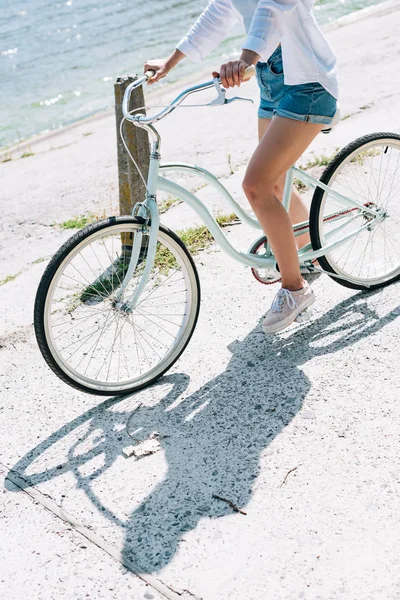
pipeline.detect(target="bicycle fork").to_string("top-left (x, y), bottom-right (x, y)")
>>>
top-left (114, 131), bottom-right (162, 312)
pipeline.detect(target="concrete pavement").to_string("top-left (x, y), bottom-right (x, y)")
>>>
top-left (1, 1), bottom-right (400, 598)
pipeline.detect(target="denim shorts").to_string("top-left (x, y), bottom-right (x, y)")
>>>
top-left (256, 45), bottom-right (337, 125)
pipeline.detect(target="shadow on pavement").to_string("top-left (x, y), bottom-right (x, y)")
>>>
top-left (5, 288), bottom-right (399, 572)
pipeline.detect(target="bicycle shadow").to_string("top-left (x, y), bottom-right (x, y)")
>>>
top-left (6, 287), bottom-right (399, 574)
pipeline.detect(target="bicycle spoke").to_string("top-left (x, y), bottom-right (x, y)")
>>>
top-left (78, 251), bottom-right (112, 298)
top-left (130, 316), bottom-right (171, 351)
top-left (134, 308), bottom-right (179, 339)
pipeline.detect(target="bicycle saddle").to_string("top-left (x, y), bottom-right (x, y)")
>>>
top-left (321, 103), bottom-right (341, 134)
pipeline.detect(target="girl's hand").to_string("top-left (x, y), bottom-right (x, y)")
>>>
top-left (212, 59), bottom-right (249, 88)
top-left (144, 59), bottom-right (171, 85)
top-left (144, 50), bottom-right (185, 85)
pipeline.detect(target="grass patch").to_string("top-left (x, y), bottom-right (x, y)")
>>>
top-left (179, 225), bottom-right (214, 253)
top-left (215, 212), bottom-right (240, 227)
top-left (1, 155), bottom-right (12, 163)
top-left (20, 145), bottom-right (34, 159)
top-left (159, 196), bottom-right (182, 214)
top-left (0, 271), bottom-right (22, 286)
top-left (191, 182), bottom-right (207, 193)
top-left (342, 114), bottom-right (351, 120)
top-left (155, 213), bottom-right (240, 273)
top-left (55, 211), bottom-right (106, 230)
top-left (305, 148), bottom-right (340, 169)
top-left (152, 225), bottom-right (214, 275)
top-left (31, 256), bottom-right (48, 264)
top-left (350, 147), bottom-right (381, 165)
top-left (83, 132), bottom-right (93, 137)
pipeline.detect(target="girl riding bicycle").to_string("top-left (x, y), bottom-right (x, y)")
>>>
top-left (144, 0), bottom-right (338, 333)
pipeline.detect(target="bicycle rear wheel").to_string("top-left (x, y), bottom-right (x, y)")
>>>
top-left (34, 217), bottom-right (200, 395)
top-left (310, 132), bottom-right (400, 290)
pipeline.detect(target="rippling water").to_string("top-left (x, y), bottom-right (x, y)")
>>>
top-left (0, 0), bottom-right (386, 148)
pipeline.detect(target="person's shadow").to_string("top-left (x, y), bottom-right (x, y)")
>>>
top-left (6, 287), bottom-right (399, 573)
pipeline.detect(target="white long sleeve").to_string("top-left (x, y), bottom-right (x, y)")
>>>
top-left (242, 0), bottom-right (301, 59)
top-left (176, 0), bottom-right (239, 61)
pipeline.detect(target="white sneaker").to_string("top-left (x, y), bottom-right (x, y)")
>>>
top-left (263, 281), bottom-right (315, 334)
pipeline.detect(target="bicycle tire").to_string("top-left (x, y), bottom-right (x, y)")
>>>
top-left (34, 216), bottom-right (201, 396)
top-left (309, 132), bottom-right (400, 290)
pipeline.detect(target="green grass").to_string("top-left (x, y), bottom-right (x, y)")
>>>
top-left (21, 151), bottom-right (34, 158)
top-left (155, 213), bottom-right (240, 274)
top-left (153, 243), bottom-right (180, 275)
top-left (191, 182), bottom-right (208, 193)
top-left (57, 213), bottom-right (95, 229)
top-left (55, 211), bottom-right (106, 230)
top-left (215, 212), bottom-right (240, 227)
top-left (83, 132), bottom-right (93, 137)
top-left (31, 256), bottom-right (48, 264)
top-left (350, 147), bottom-right (381, 165)
top-left (179, 225), bottom-right (214, 252)
top-left (1, 156), bottom-right (12, 163)
top-left (342, 114), bottom-right (351, 120)
top-left (159, 196), bottom-right (182, 214)
top-left (152, 225), bottom-right (214, 275)
top-left (0, 271), bottom-right (22, 286)
top-left (305, 148), bottom-right (340, 169)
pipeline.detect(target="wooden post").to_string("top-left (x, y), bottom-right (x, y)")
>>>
top-left (114, 76), bottom-right (150, 216)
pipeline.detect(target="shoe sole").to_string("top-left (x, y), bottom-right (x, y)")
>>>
top-left (263, 293), bottom-right (316, 334)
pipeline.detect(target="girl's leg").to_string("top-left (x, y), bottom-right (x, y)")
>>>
top-left (258, 117), bottom-right (311, 250)
top-left (242, 116), bottom-right (324, 291)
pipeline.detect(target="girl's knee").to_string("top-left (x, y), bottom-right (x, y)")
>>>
top-left (242, 172), bottom-right (276, 207)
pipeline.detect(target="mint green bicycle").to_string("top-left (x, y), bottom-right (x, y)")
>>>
top-left (34, 68), bottom-right (400, 395)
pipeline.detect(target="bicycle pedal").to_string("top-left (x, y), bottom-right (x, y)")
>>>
top-left (295, 308), bottom-right (313, 324)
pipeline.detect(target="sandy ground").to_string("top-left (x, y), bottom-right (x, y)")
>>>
top-left (1, 1), bottom-right (400, 598)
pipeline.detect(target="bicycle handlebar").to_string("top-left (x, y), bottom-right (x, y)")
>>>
top-left (122, 65), bottom-right (256, 126)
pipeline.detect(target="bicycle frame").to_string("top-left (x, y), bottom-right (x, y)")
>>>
top-left (121, 151), bottom-right (383, 309)
top-left (120, 77), bottom-right (384, 307)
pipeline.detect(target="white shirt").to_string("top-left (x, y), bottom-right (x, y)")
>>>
top-left (176, 0), bottom-right (339, 99)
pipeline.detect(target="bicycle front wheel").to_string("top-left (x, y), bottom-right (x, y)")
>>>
top-left (34, 217), bottom-right (201, 395)
top-left (310, 133), bottom-right (400, 290)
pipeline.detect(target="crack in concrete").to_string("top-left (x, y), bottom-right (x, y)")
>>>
top-left (163, 582), bottom-right (203, 600)
top-left (1, 462), bottom-right (200, 600)
top-left (181, 590), bottom-right (204, 600)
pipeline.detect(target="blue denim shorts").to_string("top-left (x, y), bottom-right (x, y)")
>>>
top-left (256, 45), bottom-right (337, 125)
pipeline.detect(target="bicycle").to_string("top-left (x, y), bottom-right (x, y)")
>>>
top-left (34, 67), bottom-right (400, 396)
